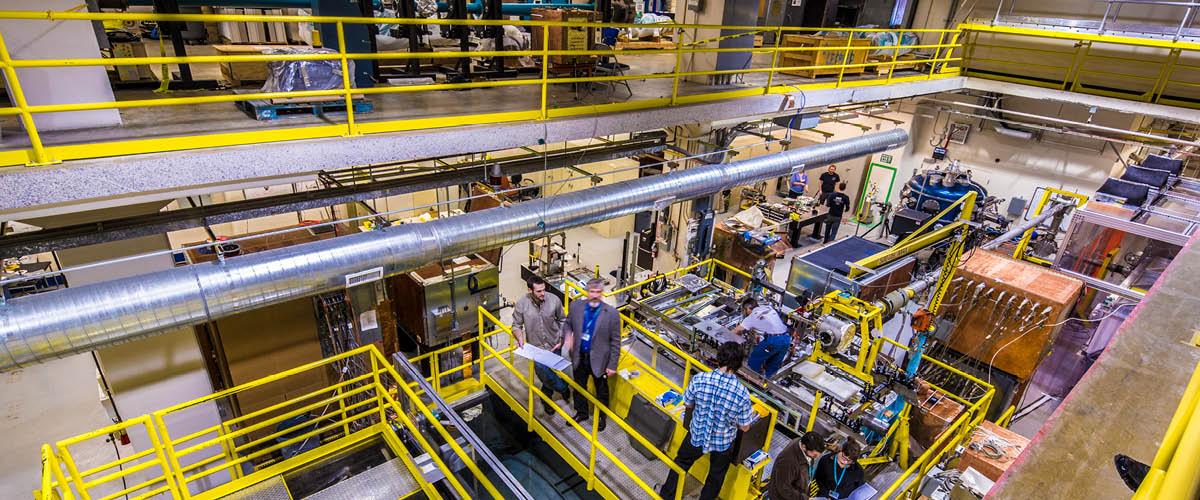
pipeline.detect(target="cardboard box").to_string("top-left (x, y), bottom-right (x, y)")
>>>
top-left (957, 421), bottom-right (1030, 481)
top-left (213, 44), bottom-right (297, 86)
top-left (110, 42), bottom-right (156, 82)
top-left (531, 8), bottom-right (597, 66)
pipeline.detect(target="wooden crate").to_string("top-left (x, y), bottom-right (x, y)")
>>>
top-left (531, 8), bottom-right (597, 66)
top-left (941, 250), bottom-right (1084, 381)
top-left (777, 34), bottom-right (871, 78)
top-left (212, 44), bottom-right (297, 86)
top-left (956, 421), bottom-right (1030, 481)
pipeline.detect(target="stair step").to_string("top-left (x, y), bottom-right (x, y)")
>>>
top-left (217, 475), bottom-right (292, 500)
top-left (301, 457), bottom-right (421, 500)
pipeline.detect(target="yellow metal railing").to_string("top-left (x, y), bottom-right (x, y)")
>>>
top-left (1133, 360), bottom-right (1200, 499)
top-left (959, 22), bottom-right (1200, 108)
top-left (34, 345), bottom-right (503, 500)
top-left (0, 9), bottom-right (964, 167)
top-left (405, 282), bottom-right (779, 500)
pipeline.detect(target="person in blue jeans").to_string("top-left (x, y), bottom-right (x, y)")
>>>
top-left (512, 275), bottom-right (569, 414)
top-left (733, 297), bottom-right (792, 378)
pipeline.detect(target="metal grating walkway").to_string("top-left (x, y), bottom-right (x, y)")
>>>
top-left (486, 356), bottom-right (704, 500)
top-left (217, 476), bottom-right (292, 500)
top-left (300, 457), bottom-right (421, 500)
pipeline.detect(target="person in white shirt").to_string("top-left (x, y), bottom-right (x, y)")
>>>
top-left (732, 297), bottom-right (791, 378)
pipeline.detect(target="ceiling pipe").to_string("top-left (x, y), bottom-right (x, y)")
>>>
top-left (920, 98), bottom-right (1200, 149)
top-left (0, 130), bottom-right (908, 371)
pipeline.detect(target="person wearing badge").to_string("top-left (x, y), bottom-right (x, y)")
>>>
top-left (563, 278), bottom-right (621, 431)
top-left (813, 439), bottom-right (865, 499)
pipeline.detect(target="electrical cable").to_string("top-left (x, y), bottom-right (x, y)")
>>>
top-left (986, 303), bottom-right (1137, 385)
top-left (92, 351), bottom-right (130, 500)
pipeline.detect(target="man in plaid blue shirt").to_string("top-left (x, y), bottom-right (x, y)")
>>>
top-left (658, 341), bottom-right (759, 500)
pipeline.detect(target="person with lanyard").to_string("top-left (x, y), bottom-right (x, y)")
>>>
top-left (563, 278), bottom-right (621, 431)
top-left (789, 169), bottom-right (808, 198)
top-left (822, 182), bottom-right (852, 244)
top-left (658, 341), bottom-right (759, 500)
top-left (766, 431), bottom-right (826, 500)
top-left (511, 275), bottom-right (569, 414)
top-left (813, 439), bottom-right (865, 499)
top-left (733, 297), bottom-right (791, 378)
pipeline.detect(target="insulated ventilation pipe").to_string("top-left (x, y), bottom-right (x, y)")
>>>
top-left (0, 129), bottom-right (907, 371)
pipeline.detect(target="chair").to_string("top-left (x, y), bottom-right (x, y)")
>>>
top-left (592, 42), bottom-right (633, 98)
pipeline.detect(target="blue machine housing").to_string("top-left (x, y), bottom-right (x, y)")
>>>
top-left (900, 166), bottom-right (988, 223)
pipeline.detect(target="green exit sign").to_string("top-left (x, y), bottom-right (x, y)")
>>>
top-left (879, 154), bottom-right (893, 164)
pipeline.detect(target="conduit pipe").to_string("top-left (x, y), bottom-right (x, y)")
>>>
top-left (0, 130), bottom-right (908, 371)
top-left (921, 98), bottom-right (1200, 149)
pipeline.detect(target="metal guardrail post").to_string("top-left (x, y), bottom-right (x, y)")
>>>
top-left (806, 390), bottom-right (822, 432)
top-left (55, 444), bottom-right (90, 500)
top-left (1177, 7), bottom-right (1194, 41)
top-left (335, 21), bottom-right (358, 136)
top-left (151, 413), bottom-right (192, 500)
top-left (928, 31), bottom-right (948, 79)
top-left (1099, 1), bottom-right (1114, 32)
top-left (993, 0), bottom-right (1004, 24)
top-left (0, 31), bottom-right (53, 166)
top-left (540, 26), bottom-right (550, 120)
top-left (837, 30), bottom-right (854, 86)
top-left (671, 31), bottom-right (684, 105)
top-left (764, 27), bottom-right (784, 94)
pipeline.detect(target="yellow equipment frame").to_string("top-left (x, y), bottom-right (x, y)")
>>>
top-left (1011, 187), bottom-right (1089, 265)
top-left (846, 191), bottom-right (977, 280)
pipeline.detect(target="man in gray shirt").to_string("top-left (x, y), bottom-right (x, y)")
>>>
top-left (512, 275), bottom-right (569, 413)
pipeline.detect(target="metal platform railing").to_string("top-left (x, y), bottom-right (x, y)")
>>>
top-left (0, 9), bottom-right (963, 167)
top-left (33, 345), bottom-right (504, 500)
top-left (957, 22), bottom-right (1200, 108)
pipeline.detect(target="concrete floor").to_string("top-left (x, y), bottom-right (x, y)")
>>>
top-left (0, 45), bottom-right (930, 150)
top-left (989, 232), bottom-right (1200, 498)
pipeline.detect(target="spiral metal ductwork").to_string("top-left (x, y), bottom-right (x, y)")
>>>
top-left (0, 130), bottom-right (907, 371)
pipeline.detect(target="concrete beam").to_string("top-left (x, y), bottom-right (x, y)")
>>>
top-left (0, 78), bottom-right (967, 220)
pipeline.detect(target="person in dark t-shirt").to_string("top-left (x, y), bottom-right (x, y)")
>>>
top-left (813, 439), bottom-right (865, 499)
top-left (817, 165), bottom-right (841, 204)
top-left (823, 182), bottom-right (851, 244)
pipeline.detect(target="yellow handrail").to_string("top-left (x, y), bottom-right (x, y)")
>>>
top-left (476, 307), bottom-right (694, 500)
top-left (36, 345), bottom-right (501, 500)
top-left (0, 9), bottom-right (965, 167)
top-left (1134, 360), bottom-right (1200, 499)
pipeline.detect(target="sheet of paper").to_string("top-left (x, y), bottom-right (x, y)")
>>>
top-left (513, 344), bottom-right (572, 371)
top-left (848, 483), bottom-right (877, 500)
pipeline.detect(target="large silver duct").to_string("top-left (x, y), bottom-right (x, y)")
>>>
top-left (0, 130), bottom-right (907, 371)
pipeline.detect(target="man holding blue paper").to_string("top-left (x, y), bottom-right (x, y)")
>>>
top-left (564, 278), bottom-right (621, 431)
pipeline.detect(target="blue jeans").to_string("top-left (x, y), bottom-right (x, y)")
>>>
top-left (747, 334), bottom-right (791, 378)
top-left (534, 361), bottom-right (569, 395)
